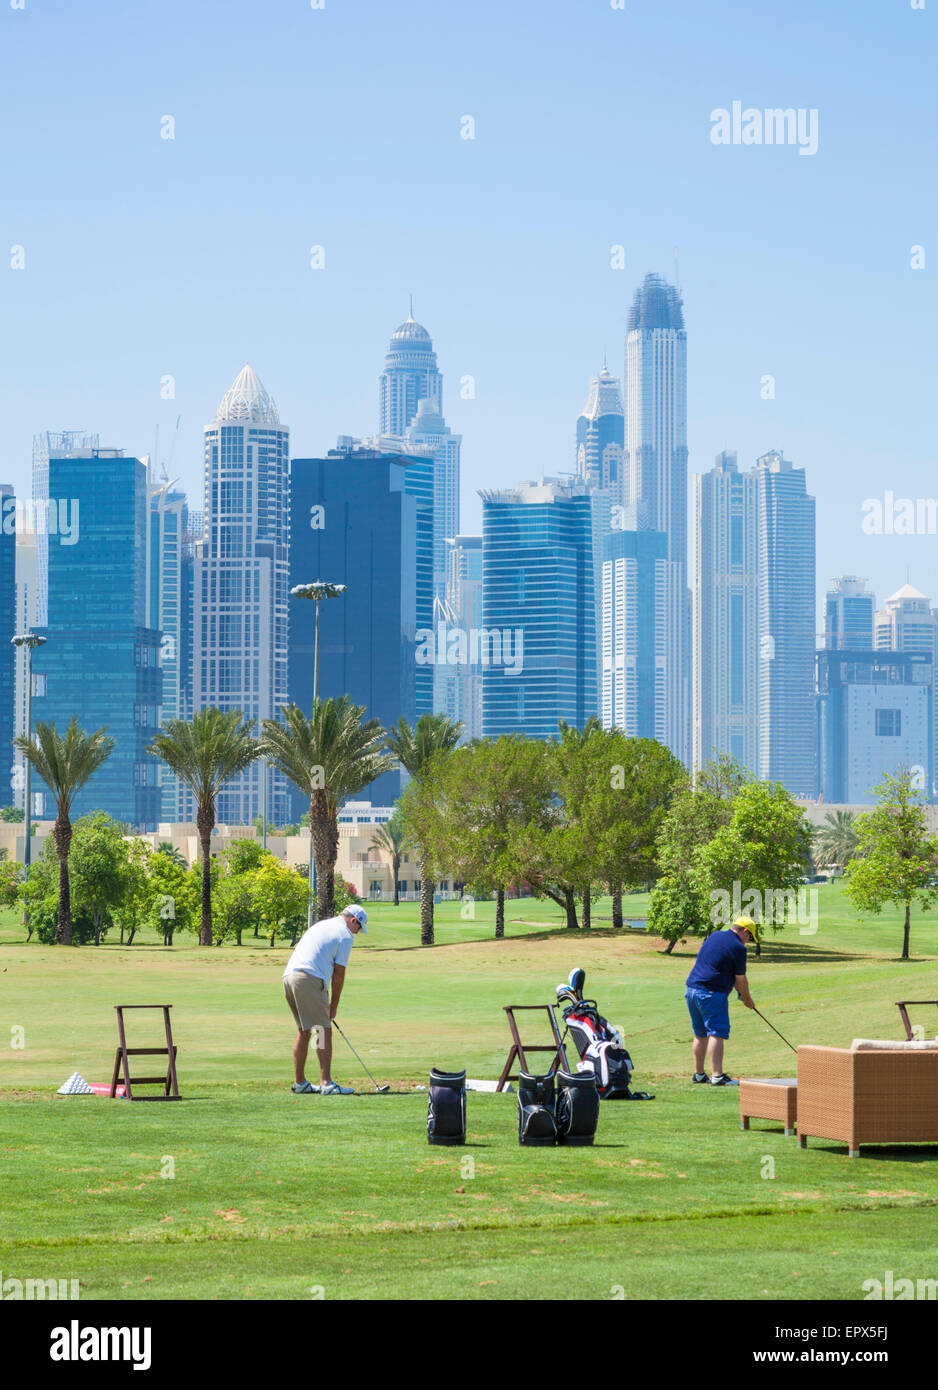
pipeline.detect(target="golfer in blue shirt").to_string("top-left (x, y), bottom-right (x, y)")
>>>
top-left (685, 915), bottom-right (757, 1086)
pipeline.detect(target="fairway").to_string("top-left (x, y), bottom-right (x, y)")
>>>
top-left (3, 884), bottom-right (938, 1301)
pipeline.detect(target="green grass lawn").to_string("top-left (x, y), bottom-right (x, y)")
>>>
top-left (3, 883), bottom-right (938, 1300)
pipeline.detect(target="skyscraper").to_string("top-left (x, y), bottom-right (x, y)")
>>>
top-left (622, 273), bottom-right (690, 763)
top-left (376, 312), bottom-right (460, 604)
top-left (194, 366), bottom-right (290, 824)
top-left (31, 447), bottom-right (163, 828)
top-left (692, 451), bottom-right (759, 774)
top-left (818, 650), bottom-right (932, 803)
top-left (693, 449), bottom-right (817, 796)
top-left (0, 485), bottom-right (15, 809)
top-left (378, 312), bottom-right (443, 437)
top-left (149, 473), bottom-right (190, 820)
top-left (289, 441), bottom-right (434, 804)
top-left (481, 479), bottom-right (601, 739)
top-left (874, 582), bottom-right (938, 799)
top-left (824, 576), bottom-right (875, 650)
top-left (755, 450), bottom-right (817, 795)
top-left (602, 528), bottom-right (686, 746)
top-left (576, 363), bottom-right (625, 497)
top-left (442, 535), bottom-right (483, 741)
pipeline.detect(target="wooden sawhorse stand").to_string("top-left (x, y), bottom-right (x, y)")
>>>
top-left (110, 1005), bottom-right (180, 1100)
top-left (496, 1004), bottom-right (570, 1093)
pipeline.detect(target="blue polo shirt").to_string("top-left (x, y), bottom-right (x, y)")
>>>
top-left (686, 930), bottom-right (747, 995)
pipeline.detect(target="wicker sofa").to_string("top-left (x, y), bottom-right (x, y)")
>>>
top-left (797, 1045), bottom-right (938, 1157)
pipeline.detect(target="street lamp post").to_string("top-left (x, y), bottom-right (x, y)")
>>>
top-left (289, 581), bottom-right (347, 923)
top-left (11, 633), bottom-right (47, 895)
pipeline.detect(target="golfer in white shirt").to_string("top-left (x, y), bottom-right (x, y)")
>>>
top-left (283, 904), bottom-right (367, 1095)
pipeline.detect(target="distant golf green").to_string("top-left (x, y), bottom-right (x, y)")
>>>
top-left (3, 883), bottom-right (938, 1300)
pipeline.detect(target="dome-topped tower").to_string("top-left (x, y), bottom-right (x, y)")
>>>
top-left (214, 365), bottom-right (280, 426)
top-left (378, 305), bottom-right (442, 436)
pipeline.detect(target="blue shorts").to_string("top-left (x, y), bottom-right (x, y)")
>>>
top-left (686, 986), bottom-right (731, 1039)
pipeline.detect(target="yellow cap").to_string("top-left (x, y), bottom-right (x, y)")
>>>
top-left (734, 915), bottom-right (760, 940)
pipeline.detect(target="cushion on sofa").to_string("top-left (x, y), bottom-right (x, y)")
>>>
top-left (851, 1038), bottom-right (938, 1051)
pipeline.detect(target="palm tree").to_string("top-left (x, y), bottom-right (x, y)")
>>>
top-left (149, 709), bottom-right (261, 945)
top-left (814, 809), bottom-right (859, 872)
top-left (387, 714), bottom-right (463, 945)
top-left (370, 810), bottom-right (406, 906)
top-left (13, 718), bottom-right (114, 945)
top-left (156, 841), bottom-right (186, 868)
top-left (262, 697), bottom-right (395, 924)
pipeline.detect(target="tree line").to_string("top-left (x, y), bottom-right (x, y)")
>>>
top-left (7, 699), bottom-right (938, 958)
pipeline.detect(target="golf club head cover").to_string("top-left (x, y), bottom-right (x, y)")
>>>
top-left (427, 1068), bottom-right (467, 1145)
top-left (518, 1071), bottom-right (557, 1146)
top-left (555, 1068), bottom-right (599, 1145)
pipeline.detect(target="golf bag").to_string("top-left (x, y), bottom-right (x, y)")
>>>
top-left (554, 1069), bottom-right (599, 1145)
top-left (562, 1000), bottom-right (652, 1100)
top-left (517, 1072), bottom-right (558, 1146)
top-left (427, 1068), bottom-right (467, 1145)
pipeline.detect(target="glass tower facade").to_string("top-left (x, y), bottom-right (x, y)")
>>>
top-left (576, 365), bottom-right (625, 499)
top-left (195, 366), bottom-right (290, 824)
top-left (289, 443), bottom-right (434, 806)
top-left (756, 450), bottom-right (817, 796)
top-left (818, 650), bottom-right (932, 803)
top-left (825, 577), bottom-right (875, 651)
top-left (693, 451), bottom-right (759, 774)
top-left (623, 273), bottom-right (690, 763)
top-left (481, 480), bottom-right (599, 738)
top-left (602, 528), bottom-right (682, 742)
top-left (31, 450), bottom-right (163, 828)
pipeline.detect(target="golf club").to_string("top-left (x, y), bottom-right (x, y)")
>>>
top-left (332, 1020), bottom-right (390, 1092)
top-left (752, 1005), bottom-right (798, 1055)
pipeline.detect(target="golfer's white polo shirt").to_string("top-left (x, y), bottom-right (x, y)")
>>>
top-left (283, 916), bottom-right (355, 983)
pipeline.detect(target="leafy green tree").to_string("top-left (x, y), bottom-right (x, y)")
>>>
top-left (67, 812), bottom-right (132, 946)
top-left (13, 719), bottom-right (115, 945)
top-left (0, 859), bottom-right (21, 911)
top-left (813, 810), bottom-right (859, 871)
top-left (389, 714), bottom-right (464, 944)
top-left (406, 736), bottom-right (555, 938)
top-left (649, 755), bottom-right (748, 952)
top-left (149, 709), bottom-right (262, 945)
top-left (0, 806), bottom-right (24, 823)
top-left (692, 780), bottom-right (813, 951)
top-left (843, 770), bottom-right (938, 960)
top-left (213, 871), bottom-right (256, 947)
top-left (146, 849), bottom-right (198, 946)
top-left (263, 698), bottom-right (395, 925)
top-left (252, 857), bottom-right (309, 947)
top-left (112, 839), bottom-right (153, 945)
top-left (369, 809), bottom-right (407, 907)
top-left (583, 733), bottom-right (684, 928)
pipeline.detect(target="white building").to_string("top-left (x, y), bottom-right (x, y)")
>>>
top-left (194, 366), bottom-right (289, 824)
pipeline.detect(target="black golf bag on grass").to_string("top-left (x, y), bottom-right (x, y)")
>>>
top-left (554, 1069), bottom-right (600, 1145)
top-left (562, 1000), bottom-right (654, 1100)
top-left (427, 1068), bottom-right (466, 1145)
top-left (518, 1072), bottom-right (557, 1145)
top-left (518, 1069), bottom-right (599, 1146)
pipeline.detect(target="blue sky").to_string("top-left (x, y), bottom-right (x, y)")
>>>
top-left (1, 0), bottom-right (935, 617)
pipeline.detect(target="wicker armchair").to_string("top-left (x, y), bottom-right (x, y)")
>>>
top-left (797, 1045), bottom-right (938, 1157)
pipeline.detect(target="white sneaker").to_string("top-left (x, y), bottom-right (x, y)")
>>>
top-left (291, 1081), bottom-right (318, 1094)
top-left (320, 1081), bottom-right (354, 1095)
